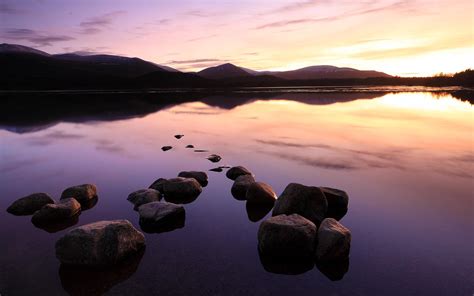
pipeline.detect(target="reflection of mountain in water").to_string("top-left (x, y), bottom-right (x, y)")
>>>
top-left (0, 91), bottom-right (386, 133)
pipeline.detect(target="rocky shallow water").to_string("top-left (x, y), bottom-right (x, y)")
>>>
top-left (0, 89), bottom-right (472, 295)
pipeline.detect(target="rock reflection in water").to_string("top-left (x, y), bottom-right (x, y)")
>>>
top-left (316, 258), bottom-right (350, 281)
top-left (258, 251), bottom-right (314, 275)
top-left (81, 196), bottom-right (99, 211)
top-left (245, 201), bottom-right (274, 222)
top-left (32, 214), bottom-right (80, 233)
top-left (59, 248), bottom-right (145, 296)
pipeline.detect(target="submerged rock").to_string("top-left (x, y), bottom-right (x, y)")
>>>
top-left (161, 146), bottom-right (172, 151)
top-left (207, 154), bottom-right (222, 163)
top-left (226, 166), bottom-right (253, 180)
top-left (174, 134), bottom-right (184, 139)
top-left (7, 193), bottom-right (55, 215)
top-left (246, 182), bottom-right (277, 204)
top-left (178, 171), bottom-right (208, 187)
top-left (161, 177), bottom-right (202, 204)
top-left (185, 144), bottom-right (194, 148)
top-left (138, 202), bottom-right (185, 233)
top-left (55, 220), bottom-right (145, 266)
top-left (31, 198), bottom-right (81, 225)
top-left (231, 175), bottom-right (256, 200)
top-left (272, 183), bottom-right (328, 225)
top-left (127, 189), bottom-right (161, 210)
top-left (316, 218), bottom-right (351, 261)
top-left (258, 214), bottom-right (317, 259)
top-left (60, 184), bottom-right (98, 206)
top-left (321, 187), bottom-right (349, 220)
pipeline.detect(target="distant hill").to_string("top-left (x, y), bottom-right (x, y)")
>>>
top-left (0, 43), bottom-right (50, 56)
top-left (197, 63), bottom-right (253, 79)
top-left (263, 65), bottom-right (392, 80)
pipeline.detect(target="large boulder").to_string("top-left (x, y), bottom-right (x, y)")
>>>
top-left (272, 183), bottom-right (328, 225)
top-left (138, 202), bottom-right (185, 233)
top-left (226, 166), bottom-right (253, 180)
top-left (31, 198), bottom-right (81, 225)
top-left (316, 218), bottom-right (351, 261)
top-left (61, 184), bottom-right (98, 206)
top-left (258, 214), bottom-right (317, 259)
top-left (7, 193), bottom-right (54, 215)
top-left (231, 175), bottom-right (256, 200)
top-left (55, 220), bottom-right (145, 266)
top-left (127, 189), bottom-right (161, 210)
top-left (178, 171), bottom-right (208, 187)
top-left (321, 187), bottom-right (349, 220)
top-left (246, 182), bottom-right (277, 204)
top-left (161, 177), bottom-right (202, 204)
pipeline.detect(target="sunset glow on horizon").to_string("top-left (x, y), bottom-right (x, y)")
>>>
top-left (1, 0), bottom-right (473, 76)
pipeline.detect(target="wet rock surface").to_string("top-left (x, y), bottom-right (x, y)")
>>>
top-left (7, 193), bottom-right (55, 216)
top-left (246, 182), bottom-right (277, 204)
top-left (31, 198), bottom-right (81, 225)
top-left (226, 166), bottom-right (253, 180)
top-left (161, 177), bottom-right (202, 204)
top-left (60, 184), bottom-right (98, 206)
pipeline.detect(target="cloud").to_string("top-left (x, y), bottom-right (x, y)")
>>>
top-left (79, 11), bottom-right (125, 34)
top-left (1, 28), bottom-right (74, 46)
top-left (186, 34), bottom-right (218, 42)
top-left (167, 58), bottom-right (224, 64)
top-left (0, 2), bottom-right (22, 14)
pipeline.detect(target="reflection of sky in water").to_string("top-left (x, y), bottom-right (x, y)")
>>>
top-left (0, 92), bottom-right (472, 295)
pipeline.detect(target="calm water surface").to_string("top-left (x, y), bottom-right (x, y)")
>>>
top-left (0, 90), bottom-right (472, 295)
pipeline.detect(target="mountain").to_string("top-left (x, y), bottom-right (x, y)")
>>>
top-left (0, 43), bottom-right (50, 56)
top-left (197, 63), bottom-right (253, 79)
top-left (264, 65), bottom-right (392, 79)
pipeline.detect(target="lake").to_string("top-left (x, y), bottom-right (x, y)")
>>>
top-left (0, 88), bottom-right (472, 295)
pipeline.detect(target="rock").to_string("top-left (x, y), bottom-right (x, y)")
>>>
top-left (55, 220), bottom-right (145, 266)
top-left (61, 184), bottom-right (98, 206)
top-left (33, 215), bottom-right (79, 233)
top-left (209, 167), bottom-right (223, 172)
top-left (162, 177), bottom-right (202, 204)
top-left (127, 189), bottom-right (161, 210)
top-left (185, 144), bottom-right (194, 148)
top-left (149, 178), bottom-right (168, 192)
top-left (258, 214), bottom-right (317, 259)
top-left (174, 134), bottom-right (184, 139)
top-left (161, 146), bottom-right (172, 151)
top-left (178, 171), bottom-right (208, 187)
top-left (6, 193), bottom-right (55, 215)
top-left (207, 154), bottom-right (221, 162)
top-left (316, 218), bottom-right (351, 261)
top-left (138, 202), bottom-right (185, 233)
top-left (32, 198), bottom-right (81, 225)
top-left (259, 251), bottom-right (314, 275)
top-left (246, 182), bottom-right (277, 204)
top-left (272, 183), bottom-right (328, 225)
top-left (321, 187), bottom-right (349, 220)
top-left (316, 257), bottom-right (350, 281)
top-left (231, 175), bottom-right (256, 200)
top-left (81, 196), bottom-right (99, 211)
top-left (226, 166), bottom-right (253, 180)
top-left (194, 149), bottom-right (208, 152)
top-left (246, 201), bottom-right (273, 222)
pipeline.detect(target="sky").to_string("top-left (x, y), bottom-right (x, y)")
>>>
top-left (0, 0), bottom-right (473, 76)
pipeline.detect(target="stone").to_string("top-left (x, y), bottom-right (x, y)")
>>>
top-left (246, 182), bottom-right (277, 204)
top-left (60, 184), bottom-right (98, 206)
top-left (258, 214), bottom-right (317, 259)
top-left (161, 177), bottom-right (202, 204)
top-left (138, 202), bottom-right (185, 233)
top-left (55, 220), bottom-right (145, 266)
top-left (178, 171), bottom-right (208, 187)
top-left (161, 146), bottom-right (172, 151)
top-left (316, 218), bottom-right (351, 261)
top-left (321, 187), bottom-right (349, 220)
top-left (31, 198), bottom-right (81, 225)
top-left (273, 183), bottom-right (328, 225)
top-left (174, 134), bottom-right (184, 139)
top-left (207, 154), bottom-right (221, 162)
top-left (149, 178), bottom-right (168, 192)
top-left (246, 201), bottom-right (273, 222)
top-left (226, 166), bottom-right (253, 180)
top-left (7, 193), bottom-right (54, 215)
top-left (127, 189), bottom-right (161, 210)
top-left (185, 144), bottom-right (194, 148)
top-left (316, 257), bottom-right (350, 281)
top-left (231, 175), bottom-right (256, 200)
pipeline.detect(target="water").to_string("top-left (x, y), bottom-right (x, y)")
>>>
top-left (0, 90), bottom-right (472, 295)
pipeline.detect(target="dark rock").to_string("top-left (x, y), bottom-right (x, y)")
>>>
top-left (174, 134), bottom-right (184, 139)
top-left (60, 184), bottom-right (98, 206)
top-left (162, 177), bottom-right (202, 204)
top-left (246, 201), bottom-right (273, 222)
top-left (246, 182), bottom-right (277, 204)
top-left (31, 198), bottom-right (81, 225)
top-left (59, 248), bottom-right (144, 296)
top-left (209, 167), bottom-right (223, 172)
top-left (127, 189), bottom-right (161, 210)
top-left (7, 193), bottom-right (54, 215)
top-left (231, 175), bottom-right (256, 200)
top-left (33, 214), bottom-right (79, 233)
top-left (316, 257), bottom-right (350, 281)
top-left (207, 154), bottom-right (222, 162)
top-left (55, 220), bottom-right (145, 266)
top-left (226, 166), bottom-right (253, 180)
top-left (272, 183), bottom-right (328, 225)
top-left (258, 214), bottom-right (317, 259)
top-left (178, 171), bottom-right (208, 187)
top-left (194, 149), bottom-right (208, 152)
top-left (185, 144), bottom-right (194, 148)
top-left (316, 218), bottom-right (351, 261)
top-left (161, 146), bottom-right (172, 151)
top-left (138, 202), bottom-right (185, 233)
top-left (321, 187), bottom-right (349, 220)
top-left (81, 196), bottom-right (99, 211)
top-left (149, 178), bottom-right (168, 192)
top-left (259, 251), bottom-right (314, 275)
